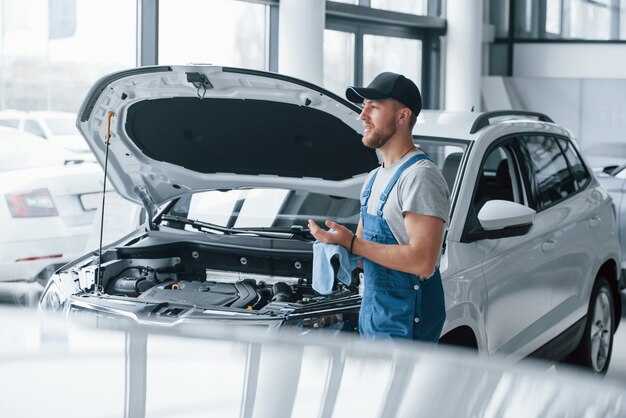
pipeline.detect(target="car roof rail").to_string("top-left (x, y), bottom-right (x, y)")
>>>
top-left (470, 110), bottom-right (554, 134)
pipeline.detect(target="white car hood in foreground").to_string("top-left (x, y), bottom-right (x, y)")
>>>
top-left (77, 65), bottom-right (379, 217)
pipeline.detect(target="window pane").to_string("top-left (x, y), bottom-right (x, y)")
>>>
top-left (323, 30), bottom-right (355, 97)
top-left (43, 115), bottom-right (77, 135)
top-left (622, 0), bottom-right (626, 39)
top-left (234, 189), bottom-right (290, 228)
top-left (0, 0), bottom-right (136, 112)
top-left (168, 188), bottom-right (361, 232)
top-left (363, 35), bottom-right (422, 90)
top-left (0, 119), bottom-right (20, 129)
top-left (172, 190), bottom-right (244, 228)
top-left (512, 0), bottom-right (626, 40)
top-left (159, 0), bottom-right (267, 69)
top-left (474, 145), bottom-right (520, 212)
top-left (370, 0), bottom-right (427, 15)
top-left (525, 136), bottom-right (576, 209)
top-left (557, 138), bottom-right (590, 189)
top-left (569, 0), bottom-right (612, 40)
top-left (546, 0), bottom-right (562, 34)
top-left (24, 119), bottom-right (45, 138)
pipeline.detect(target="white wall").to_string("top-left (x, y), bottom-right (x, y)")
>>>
top-left (481, 42), bottom-right (626, 166)
top-left (513, 44), bottom-right (626, 79)
top-left (482, 75), bottom-right (626, 167)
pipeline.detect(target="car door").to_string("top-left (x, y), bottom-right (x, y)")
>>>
top-left (526, 136), bottom-right (609, 340)
top-left (465, 137), bottom-right (554, 358)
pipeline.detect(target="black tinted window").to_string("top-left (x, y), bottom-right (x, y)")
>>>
top-left (525, 136), bottom-right (576, 210)
top-left (557, 137), bottom-right (590, 189)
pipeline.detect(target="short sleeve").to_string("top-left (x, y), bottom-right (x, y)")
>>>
top-left (397, 165), bottom-right (450, 223)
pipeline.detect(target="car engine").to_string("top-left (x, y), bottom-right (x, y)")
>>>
top-left (81, 242), bottom-right (337, 312)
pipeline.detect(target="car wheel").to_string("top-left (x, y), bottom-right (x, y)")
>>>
top-left (564, 276), bottom-right (615, 374)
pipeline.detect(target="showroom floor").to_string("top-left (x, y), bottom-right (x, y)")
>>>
top-left (0, 282), bottom-right (625, 382)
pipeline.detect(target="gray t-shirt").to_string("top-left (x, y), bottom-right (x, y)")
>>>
top-left (360, 149), bottom-right (450, 245)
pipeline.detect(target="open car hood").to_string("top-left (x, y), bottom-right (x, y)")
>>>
top-left (77, 65), bottom-right (379, 218)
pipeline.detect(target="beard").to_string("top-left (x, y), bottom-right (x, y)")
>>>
top-left (362, 119), bottom-right (397, 149)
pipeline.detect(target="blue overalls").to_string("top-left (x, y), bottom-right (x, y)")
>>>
top-left (358, 154), bottom-right (446, 342)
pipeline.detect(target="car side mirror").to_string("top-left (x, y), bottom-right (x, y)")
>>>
top-left (468, 200), bottom-right (535, 241)
top-left (478, 200), bottom-right (535, 230)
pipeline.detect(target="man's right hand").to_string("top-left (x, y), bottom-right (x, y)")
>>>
top-left (307, 219), bottom-right (353, 250)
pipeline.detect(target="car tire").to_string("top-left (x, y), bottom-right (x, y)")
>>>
top-left (563, 276), bottom-right (615, 375)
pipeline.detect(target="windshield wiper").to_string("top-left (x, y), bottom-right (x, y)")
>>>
top-left (161, 215), bottom-right (314, 241)
top-left (235, 225), bottom-right (315, 241)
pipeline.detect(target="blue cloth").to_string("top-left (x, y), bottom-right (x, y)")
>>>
top-left (312, 241), bottom-right (360, 295)
top-left (359, 154), bottom-right (446, 342)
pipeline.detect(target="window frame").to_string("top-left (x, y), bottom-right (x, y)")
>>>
top-left (325, 1), bottom-right (445, 108)
top-left (139, 1), bottom-right (445, 106)
top-left (461, 135), bottom-right (532, 243)
top-left (520, 134), bottom-right (586, 213)
top-left (555, 135), bottom-right (592, 191)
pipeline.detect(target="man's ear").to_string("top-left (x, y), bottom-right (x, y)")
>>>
top-left (397, 107), bottom-right (411, 126)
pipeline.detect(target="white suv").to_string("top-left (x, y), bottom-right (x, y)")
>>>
top-left (420, 110), bottom-right (621, 374)
top-left (39, 65), bottom-right (621, 375)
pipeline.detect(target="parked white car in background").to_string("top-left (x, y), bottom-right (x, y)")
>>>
top-left (39, 65), bottom-right (621, 376)
top-left (595, 163), bottom-right (626, 289)
top-left (0, 110), bottom-right (91, 155)
top-left (0, 127), bottom-right (105, 294)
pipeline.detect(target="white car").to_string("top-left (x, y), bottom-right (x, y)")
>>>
top-left (0, 128), bottom-right (105, 287)
top-left (0, 110), bottom-right (91, 155)
top-left (39, 65), bottom-right (621, 375)
top-left (595, 163), bottom-right (626, 289)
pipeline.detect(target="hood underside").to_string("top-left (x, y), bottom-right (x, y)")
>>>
top-left (125, 97), bottom-right (375, 181)
top-left (77, 65), bottom-right (379, 213)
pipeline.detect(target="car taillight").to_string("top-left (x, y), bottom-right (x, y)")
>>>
top-left (5, 188), bottom-right (59, 217)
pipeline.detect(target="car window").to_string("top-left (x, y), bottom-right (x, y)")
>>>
top-left (615, 167), bottom-right (626, 179)
top-left (556, 137), bottom-right (591, 189)
top-left (0, 119), bottom-right (20, 129)
top-left (461, 139), bottom-right (530, 241)
top-left (167, 188), bottom-right (361, 232)
top-left (43, 116), bottom-right (78, 135)
top-left (473, 143), bottom-right (525, 212)
top-left (413, 138), bottom-right (467, 193)
top-left (524, 135), bottom-right (576, 210)
top-left (24, 119), bottom-right (46, 138)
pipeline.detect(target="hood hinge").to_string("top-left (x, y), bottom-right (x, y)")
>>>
top-left (134, 185), bottom-right (157, 230)
top-left (186, 72), bottom-right (213, 99)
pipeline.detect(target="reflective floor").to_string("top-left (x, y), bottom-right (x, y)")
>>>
top-left (1, 281), bottom-right (625, 383)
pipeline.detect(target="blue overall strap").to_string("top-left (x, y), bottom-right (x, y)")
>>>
top-left (377, 153), bottom-right (431, 216)
top-left (361, 167), bottom-right (380, 209)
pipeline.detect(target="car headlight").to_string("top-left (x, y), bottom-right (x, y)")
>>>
top-left (39, 274), bottom-right (71, 312)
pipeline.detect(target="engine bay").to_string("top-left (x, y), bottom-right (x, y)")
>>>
top-left (73, 241), bottom-right (358, 312)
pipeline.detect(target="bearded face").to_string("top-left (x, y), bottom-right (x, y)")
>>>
top-left (362, 116), bottom-right (397, 149)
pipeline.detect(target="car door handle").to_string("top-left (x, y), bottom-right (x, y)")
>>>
top-left (541, 239), bottom-right (556, 252)
top-left (589, 215), bottom-right (601, 228)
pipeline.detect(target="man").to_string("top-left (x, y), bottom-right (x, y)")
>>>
top-left (308, 72), bottom-right (449, 342)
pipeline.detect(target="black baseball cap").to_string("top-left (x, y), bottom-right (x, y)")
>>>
top-left (346, 72), bottom-right (422, 117)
